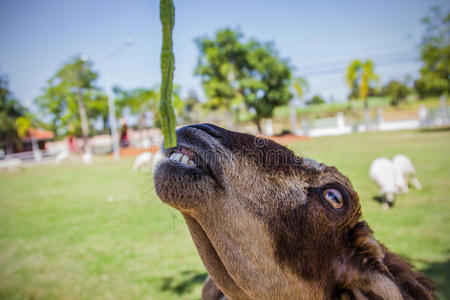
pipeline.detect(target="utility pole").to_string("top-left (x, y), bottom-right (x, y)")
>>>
top-left (105, 38), bottom-right (134, 159)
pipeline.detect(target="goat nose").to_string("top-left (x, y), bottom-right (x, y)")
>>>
top-left (188, 123), bottom-right (221, 138)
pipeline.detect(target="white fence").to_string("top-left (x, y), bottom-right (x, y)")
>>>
top-left (297, 102), bottom-right (449, 138)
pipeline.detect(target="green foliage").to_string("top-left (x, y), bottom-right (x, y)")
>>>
top-left (85, 92), bottom-right (109, 132)
top-left (114, 86), bottom-right (158, 120)
top-left (0, 77), bottom-right (29, 152)
top-left (35, 57), bottom-right (106, 137)
top-left (159, 0), bottom-right (177, 148)
top-left (307, 94), bottom-right (325, 106)
top-left (382, 80), bottom-right (413, 106)
top-left (414, 6), bottom-right (450, 98)
top-left (195, 28), bottom-right (246, 110)
top-left (242, 40), bottom-right (292, 131)
top-left (113, 85), bottom-right (183, 129)
top-left (196, 28), bottom-right (292, 131)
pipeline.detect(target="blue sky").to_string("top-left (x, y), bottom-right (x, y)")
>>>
top-left (1, 0), bottom-right (449, 109)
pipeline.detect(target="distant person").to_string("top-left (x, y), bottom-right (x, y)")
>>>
top-left (68, 135), bottom-right (77, 152)
top-left (120, 118), bottom-right (129, 148)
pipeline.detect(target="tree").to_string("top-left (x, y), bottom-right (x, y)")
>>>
top-left (82, 90), bottom-right (108, 133)
top-left (359, 60), bottom-right (379, 101)
top-left (346, 59), bottom-right (379, 102)
top-left (241, 40), bottom-right (292, 132)
top-left (57, 57), bottom-right (96, 148)
top-left (195, 28), bottom-right (246, 128)
top-left (35, 56), bottom-right (106, 146)
top-left (346, 59), bottom-right (362, 100)
top-left (307, 95), bottom-right (325, 106)
top-left (0, 77), bottom-right (28, 153)
top-left (113, 85), bottom-right (183, 129)
top-left (292, 77), bottom-right (309, 102)
top-left (346, 59), bottom-right (379, 129)
top-left (382, 80), bottom-right (413, 106)
top-left (114, 86), bottom-right (158, 129)
top-left (195, 28), bottom-right (292, 132)
top-left (414, 6), bottom-right (450, 98)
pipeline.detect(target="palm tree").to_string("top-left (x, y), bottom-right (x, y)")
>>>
top-left (359, 60), bottom-right (379, 103)
top-left (52, 56), bottom-right (98, 153)
top-left (346, 59), bottom-right (379, 129)
top-left (292, 77), bottom-right (309, 101)
top-left (346, 59), bottom-right (362, 100)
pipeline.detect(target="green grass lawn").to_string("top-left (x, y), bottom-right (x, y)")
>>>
top-left (1, 128), bottom-right (449, 299)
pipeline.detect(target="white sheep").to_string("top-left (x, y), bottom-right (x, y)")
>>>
top-left (369, 158), bottom-right (405, 209)
top-left (392, 154), bottom-right (422, 192)
top-left (133, 151), bottom-right (163, 171)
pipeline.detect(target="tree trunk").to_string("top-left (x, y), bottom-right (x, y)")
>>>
top-left (5, 135), bottom-right (14, 155)
top-left (363, 98), bottom-right (370, 131)
top-left (77, 87), bottom-right (90, 152)
top-left (103, 116), bottom-right (109, 132)
top-left (289, 99), bottom-right (298, 134)
top-left (255, 118), bottom-right (262, 133)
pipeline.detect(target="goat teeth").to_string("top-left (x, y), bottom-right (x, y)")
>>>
top-left (170, 153), bottom-right (183, 161)
top-left (181, 155), bottom-right (189, 164)
top-left (169, 152), bottom-right (196, 167)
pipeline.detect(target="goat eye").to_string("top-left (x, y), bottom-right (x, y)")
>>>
top-left (323, 188), bottom-right (344, 209)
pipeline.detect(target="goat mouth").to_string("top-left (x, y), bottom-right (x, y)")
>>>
top-left (154, 126), bottom-right (224, 209)
top-left (166, 146), bottom-right (198, 167)
top-left (162, 145), bottom-right (216, 179)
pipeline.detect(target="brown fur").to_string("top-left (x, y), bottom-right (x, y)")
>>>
top-left (154, 123), bottom-right (436, 299)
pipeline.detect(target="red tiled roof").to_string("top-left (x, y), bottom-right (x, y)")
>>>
top-left (26, 128), bottom-right (54, 140)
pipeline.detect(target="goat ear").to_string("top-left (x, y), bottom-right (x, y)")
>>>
top-left (336, 221), bottom-right (404, 299)
top-left (346, 271), bottom-right (403, 299)
top-left (336, 221), bottom-right (436, 299)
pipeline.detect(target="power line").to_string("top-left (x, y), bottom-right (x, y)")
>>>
top-left (296, 48), bottom-right (418, 70)
top-left (300, 54), bottom-right (419, 77)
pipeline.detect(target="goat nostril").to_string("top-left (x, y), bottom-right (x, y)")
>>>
top-left (190, 124), bottom-right (221, 138)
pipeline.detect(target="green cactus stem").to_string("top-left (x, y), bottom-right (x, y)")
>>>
top-left (159, 0), bottom-right (177, 148)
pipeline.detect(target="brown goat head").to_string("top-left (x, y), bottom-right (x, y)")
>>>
top-left (154, 123), bottom-right (436, 299)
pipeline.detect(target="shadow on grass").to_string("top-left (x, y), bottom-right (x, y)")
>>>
top-left (372, 195), bottom-right (385, 204)
top-left (372, 195), bottom-right (395, 208)
top-left (160, 270), bottom-right (208, 295)
top-left (418, 126), bottom-right (450, 133)
top-left (420, 259), bottom-right (450, 299)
